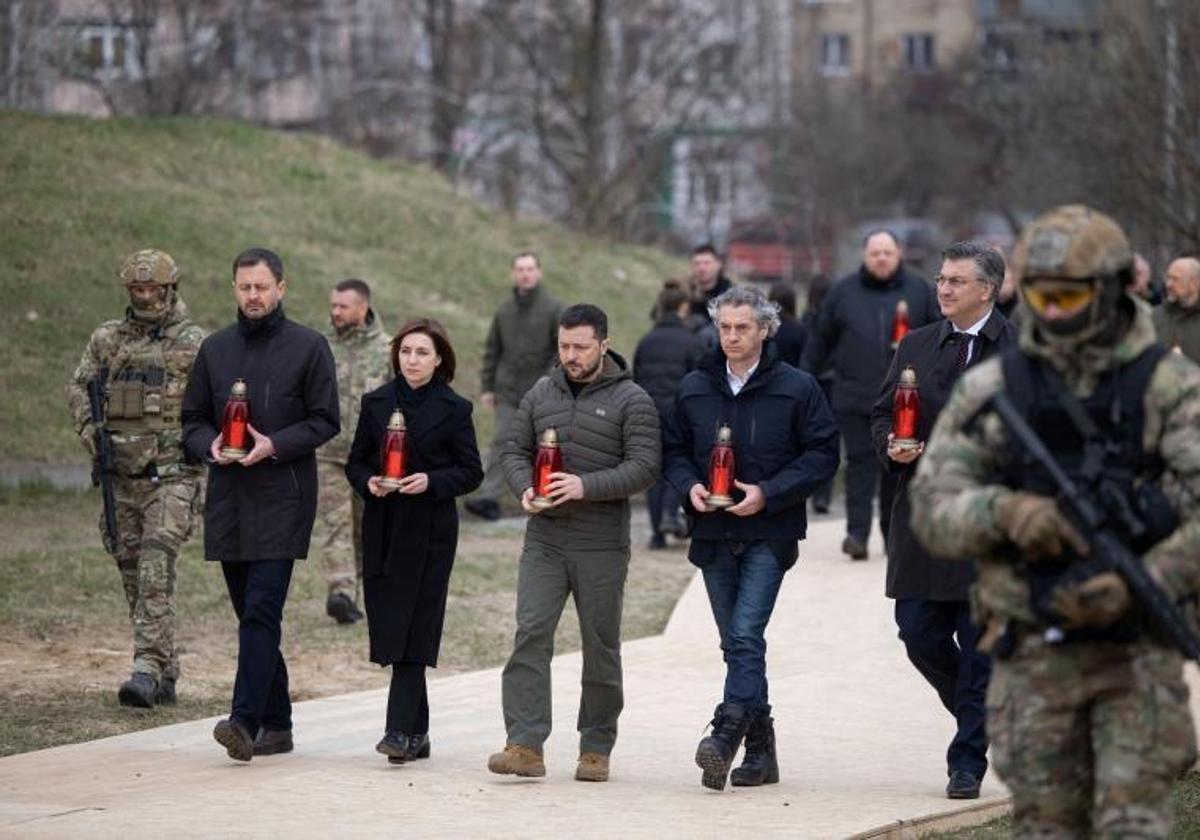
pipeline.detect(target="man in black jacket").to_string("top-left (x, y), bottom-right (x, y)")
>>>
top-left (870, 241), bottom-right (1016, 800)
top-left (634, 283), bottom-right (705, 548)
top-left (182, 247), bottom-right (339, 762)
top-left (802, 230), bottom-right (940, 560)
top-left (664, 286), bottom-right (839, 792)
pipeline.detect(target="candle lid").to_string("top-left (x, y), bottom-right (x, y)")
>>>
top-left (716, 424), bottom-right (733, 444)
top-left (539, 427), bottom-right (559, 447)
top-left (898, 366), bottom-right (918, 387)
top-left (387, 409), bottom-right (406, 431)
top-left (231, 379), bottom-right (248, 398)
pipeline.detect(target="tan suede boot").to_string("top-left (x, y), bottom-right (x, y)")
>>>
top-left (487, 744), bottom-right (546, 777)
top-left (575, 752), bottom-right (609, 782)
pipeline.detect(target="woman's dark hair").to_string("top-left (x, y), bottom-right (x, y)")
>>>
top-left (768, 282), bottom-right (796, 317)
top-left (390, 317), bottom-right (457, 384)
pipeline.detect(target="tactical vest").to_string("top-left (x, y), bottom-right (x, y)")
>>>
top-left (104, 321), bottom-right (189, 434)
top-left (1000, 343), bottom-right (1174, 638)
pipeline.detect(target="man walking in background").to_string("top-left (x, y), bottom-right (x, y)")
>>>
top-left (466, 252), bottom-right (562, 521)
top-left (318, 278), bottom-right (391, 625)
top-left (802, 230), bottom-right (939, 560)
top-left (1154, 256), bottom-right (1200, 363)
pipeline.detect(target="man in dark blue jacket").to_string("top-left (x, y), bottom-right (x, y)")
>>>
top-left (802, 231), bottom-right (940, 560)
top-left (182, 247), bottom-right (339, 762)
top-left (664, 286), bottom-right (839, 792)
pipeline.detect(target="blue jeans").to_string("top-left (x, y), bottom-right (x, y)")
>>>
top-left (699, 542), bottom-right (785, 714)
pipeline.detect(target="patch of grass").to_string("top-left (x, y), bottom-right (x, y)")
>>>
top-left (0, 111), bottom-right (681, 462)
top-left (0, 486), bottom-right (695, 756)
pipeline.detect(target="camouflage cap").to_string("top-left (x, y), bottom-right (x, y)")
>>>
top-left (118, 249), bottom-right (179, 286)
top-left (1012, 205), bottom-right (1132, 282)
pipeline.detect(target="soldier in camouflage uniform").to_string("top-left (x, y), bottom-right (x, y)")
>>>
top-left (318, 278), bottom-right (392, 624)
top-left (67, 249), bottom-right (206, 708)
top-left (910, 206), bottom-right (1200, 838)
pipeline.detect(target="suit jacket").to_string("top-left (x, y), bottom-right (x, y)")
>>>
top-left (870, 308), bottom-right (1017, 600)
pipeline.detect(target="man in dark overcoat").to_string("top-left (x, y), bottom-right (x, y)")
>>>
top-left (182, 247), bottom-right (339, 761)
top-left (870, 240), bottom-right (1016, 799)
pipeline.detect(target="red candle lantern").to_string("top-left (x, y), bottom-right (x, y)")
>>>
top-left (219, 379), bottom-right (250, 460)
top-left (531, 427), bottom-right (563, 510)
top-left (891, 366), bottom-right (921, 450)
top-left (378, 409), bottom-right (408, 490)
top-left (707, 424), bottom-right (735, 509)
top-left (890, 300), bottom-right (910, 349)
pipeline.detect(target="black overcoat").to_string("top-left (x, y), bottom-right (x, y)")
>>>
top-left (345, 377), bottom-right (483, 666)
top-left (181, 306), bottom-right (340, 562)
top-left (870, 308), bottom-right (1016, 600)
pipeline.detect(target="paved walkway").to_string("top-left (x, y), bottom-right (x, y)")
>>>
top-left (0, 515), bottom-right (1017, 838)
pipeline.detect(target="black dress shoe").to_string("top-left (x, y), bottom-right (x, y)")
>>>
top-left (326, 592), bottom-right (364, 625)
top-left (647, 533), bottom-right (667, 550)
top-left (407, 733), bottom-right (430, 761)
top-left (253, 728), bottom-right (294, 756)
top-left (841, 535), bottom-right (868, 561)
top-left (376, 731), bottom-right (410, 762)
top-left (946, 769), bottom-right (981, 799)
top-left (464, 498), bottom-right (501, 521)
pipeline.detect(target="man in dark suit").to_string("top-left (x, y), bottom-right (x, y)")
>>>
top-left (870, 240), bottom-right (1017, 800)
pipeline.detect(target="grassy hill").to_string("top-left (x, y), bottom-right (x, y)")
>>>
top-left (0, 112), bottom-right (681, 463)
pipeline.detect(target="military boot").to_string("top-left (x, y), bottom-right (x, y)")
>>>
top-left (487, 744), bottom-right (546, 777)
top-left (730, 709), bottom-right (779, 786)
top-left (118, 673), bottom-right (158, 709)
top-left (155, 676), bottom-right (177, 707)
top-left (694, 702), bottom-right (751, 791)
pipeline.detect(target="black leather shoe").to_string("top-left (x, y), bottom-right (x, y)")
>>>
top-left (326, 592), bottom-right (364, 625)
top-left (213, 718), bottom-right (254, 762)
top-left (253, 728), bottom-right (294, 756)
top-left (664, 514), bottom-right (690, 539)
top-left (118, 673), bottom-right (157, 708)
top-left (946, 769), bottom-right (981, 799)
top-left (376, 731), bottom-right (410, 762)
top-left (406, 733), bottom-right (431, 761)
top-left (464, 498), bottom-right (501, 521)
top-left (647, 533), bottom-right (667, 550)
top-left (841, 535), bottom-right (868, 561)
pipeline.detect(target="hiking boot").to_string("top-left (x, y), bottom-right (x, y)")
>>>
top-left (326, 592), bottom-right (364, 625)
top-left (695, 702), bottom-right (751, 791)
top-left (575, 752), bottom-right (610, 782)
top-left (487, 744), bottom-right (546, 777)
top-left (376, 731), bottom-right (410, 762)
top-left (465, 498), bottom-right (502, 521)
top-left (647, 532), bottom-right (668, 550)
top-left (253, 728), bottom-right (294, 756)
top-left (841, 535), bottom-right (868, 561)
top-left (155, 676), bottom-right (177, 707)
top-left (118, 673), bottom-right (157, 709)
top-left (213, 718), bottom-right (254, 762)
top-left (730, 709), bottom-right (779, 787)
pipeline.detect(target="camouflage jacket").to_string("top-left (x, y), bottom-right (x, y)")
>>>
top-left (319, 309), bottom-right (392, 464)
top-left (910, 297), bottom-right (1200, 625)
top-left (67, 296), bottom-right (207, 479)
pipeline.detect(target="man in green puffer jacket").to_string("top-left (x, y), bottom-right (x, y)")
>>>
top-left (486, 304), bottom-right (660, 784)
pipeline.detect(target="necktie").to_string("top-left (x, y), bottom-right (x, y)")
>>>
top-left (955, 333), bottom-right (971, 371)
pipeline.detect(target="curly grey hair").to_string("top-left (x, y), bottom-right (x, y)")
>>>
top-left (707, 285), bottom-right (781, 337)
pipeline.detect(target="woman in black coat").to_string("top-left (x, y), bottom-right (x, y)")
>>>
top-left (345, 317), bottom-right (483, 764)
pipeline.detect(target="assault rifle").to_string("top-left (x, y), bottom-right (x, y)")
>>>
top-left (87, 375), bottom-right (119, 555)
top-left (988, 392), bottom-right (1200, 661)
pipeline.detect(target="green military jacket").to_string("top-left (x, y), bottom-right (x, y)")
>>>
top-left (1153, 300), bottom-right (1200, 367)
top-left (67, 296), bottom-right (206, 479)
top-left (481, 283), bottom-right (563, 405)
top-left (909, 297), bottom-right (1200, 625)
top-left (319, 309), bottom-right (392, 464)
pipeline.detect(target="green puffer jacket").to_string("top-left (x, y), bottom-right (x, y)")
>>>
top-left (500, 352), bottom-right (661, 552)
top-left (481, 284), bottom-right (563, 405)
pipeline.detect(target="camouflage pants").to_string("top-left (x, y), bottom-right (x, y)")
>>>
top-left (108, 475), bottom-right (200, 682)
top-left (987, 637), bottom-right (1196, 839)
top-left (316, 459), bottom-right (363, 599)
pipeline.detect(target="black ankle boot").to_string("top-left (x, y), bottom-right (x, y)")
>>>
top-left (694, 702), bottom-right (751, 791)
top-left (730, 709), bottom-right (779, 786)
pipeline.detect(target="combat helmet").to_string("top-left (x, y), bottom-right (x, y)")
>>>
top-left (119, 249), bottom-right (179, 286)
top-left (1011, 205), bottom-right (1133, 343)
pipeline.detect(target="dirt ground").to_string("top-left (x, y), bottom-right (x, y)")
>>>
top-left (0, 485), bottom-right (696, 755)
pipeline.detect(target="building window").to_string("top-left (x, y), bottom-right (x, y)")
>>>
top-left (820, 33), bottom-right (850, 76)
top-left (77, 24), bottom-right (140, 80)
top-left (903, 33), bottom-right (935, 72)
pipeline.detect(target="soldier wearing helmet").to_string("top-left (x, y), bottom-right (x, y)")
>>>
top-left (909, 206), bottom-right (1200, 836)
top-left (67, 249), bottom-right (207, 709)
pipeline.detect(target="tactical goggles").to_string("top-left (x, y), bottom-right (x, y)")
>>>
top-left (1021, 279), bottom-right (1097, 317)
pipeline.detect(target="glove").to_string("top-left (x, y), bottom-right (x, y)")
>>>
top-left (1050, 572), bottom-right (1131, 629)
top-left (994, 491), bottom-right (1090, 561)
